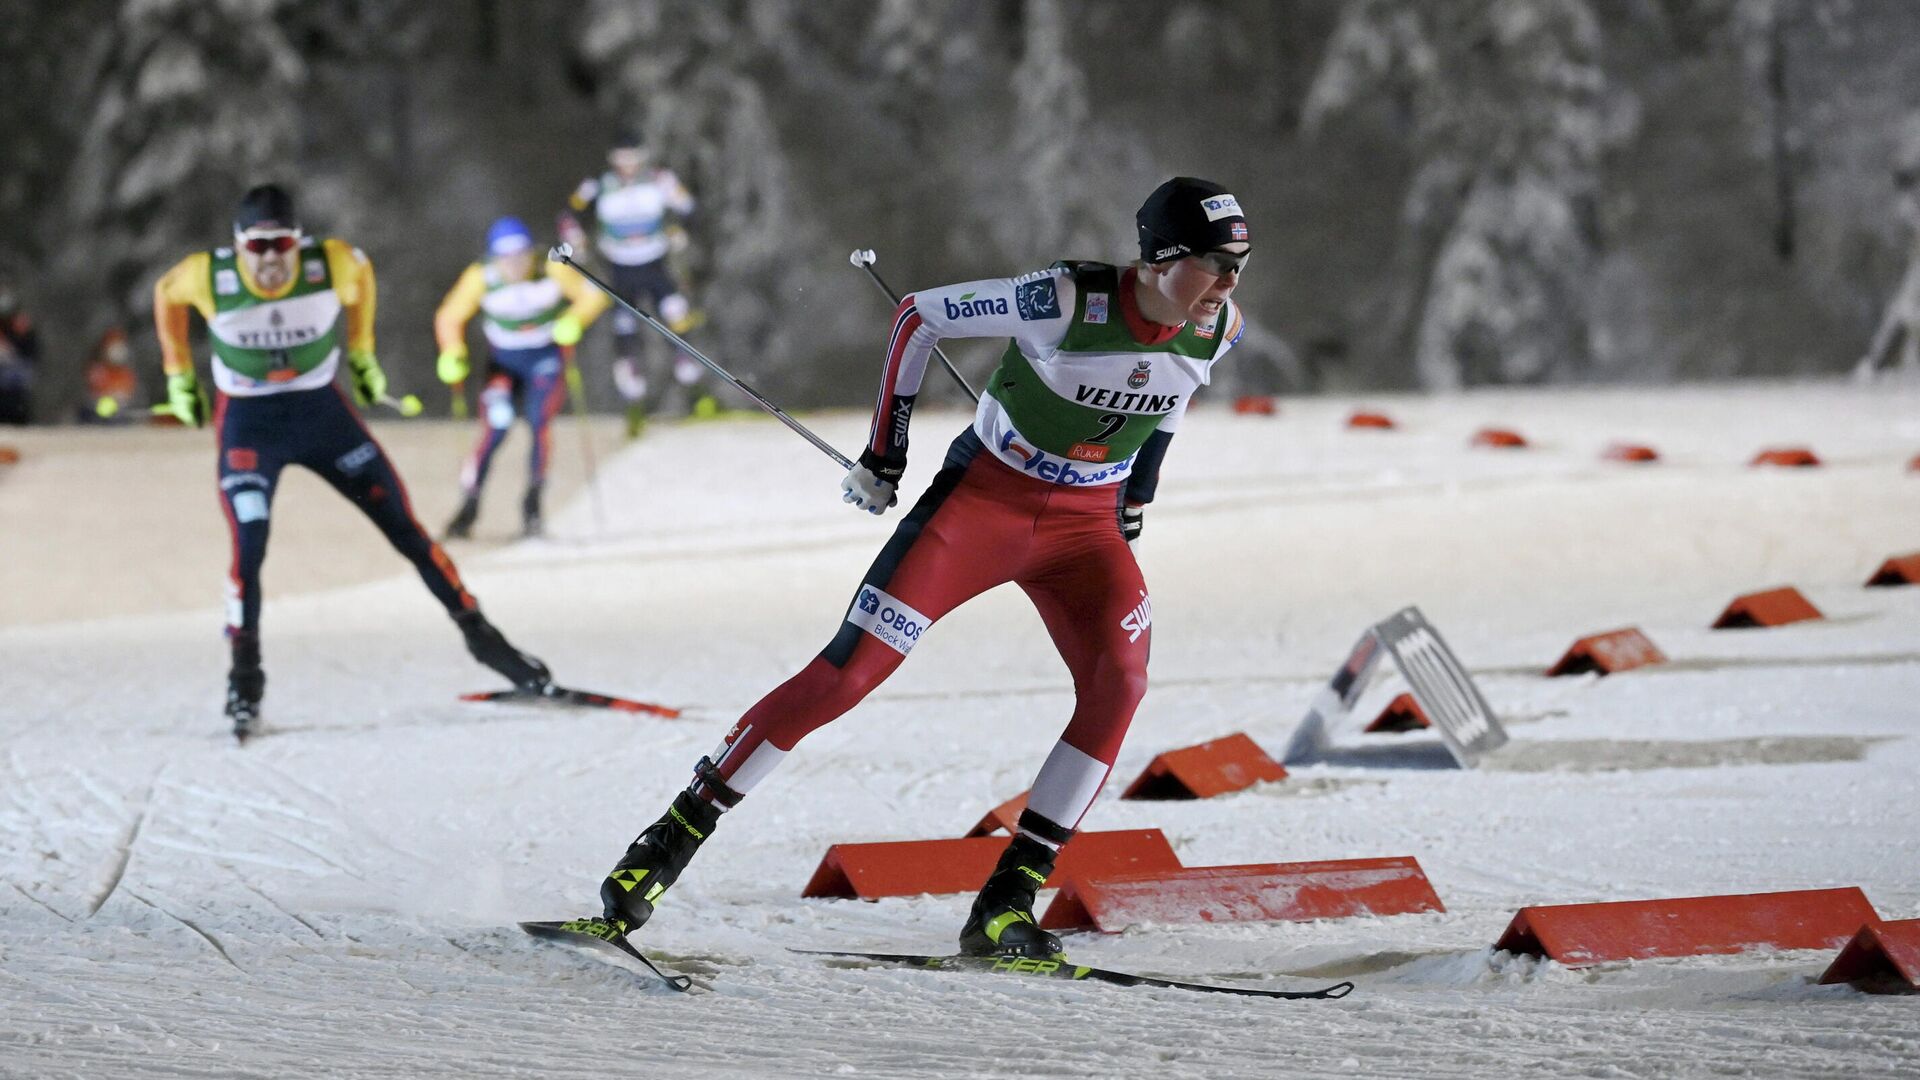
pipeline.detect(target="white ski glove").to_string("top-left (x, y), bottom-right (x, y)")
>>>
top-left (842, 450), bottom-right (903, 515)
top-left (1120, 504), bottom-right (1144, 552)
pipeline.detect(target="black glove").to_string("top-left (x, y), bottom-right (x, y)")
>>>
top-left (1120, 504), bottom-right (1144, 547)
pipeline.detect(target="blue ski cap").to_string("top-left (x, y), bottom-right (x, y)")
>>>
top-left (487, 216), bottom-right (534, 257)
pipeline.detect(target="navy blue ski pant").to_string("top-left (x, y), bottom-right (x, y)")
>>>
top-left (215, 383), bottom-right (474, 634)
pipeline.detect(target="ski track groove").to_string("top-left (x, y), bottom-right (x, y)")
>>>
top-left (234, 874), bottom-right (326, 939)
top-left (127, 891), bottom-right (243, 973)
top-left (83, 766), bottom-right (162, 918)
top-left (8, 880), bottom-right (75, 922)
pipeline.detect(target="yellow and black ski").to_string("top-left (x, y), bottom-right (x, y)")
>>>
top-left (521, 919), bottom-right (693, 991)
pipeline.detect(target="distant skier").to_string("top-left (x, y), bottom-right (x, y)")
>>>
top-left (435, 216), bottom-right (608, 538)
top-left (1857, 134), bottom-right (1920, 379)
top-left (591, 178), bottom-right (1250, 960)
top-left (152, 184), bottom-right (551, 740)
top-left (559, 128), bottom-right (705, 435)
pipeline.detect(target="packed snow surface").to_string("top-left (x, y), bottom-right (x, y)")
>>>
top-left (4, 382), bottom-right (1919, 1078)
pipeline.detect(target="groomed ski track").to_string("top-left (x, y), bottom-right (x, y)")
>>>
top-left (3, 383), bottom-right (1918, 1078)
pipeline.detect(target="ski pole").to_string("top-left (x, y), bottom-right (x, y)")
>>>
top-left (560, 346), bottom-right (607, 532)
top-left (548, 243), bottom-right (853, 470)
top-left (450, 378), bottom-right (469, 420)
top-left (848, 249), bottom-right (979, 404)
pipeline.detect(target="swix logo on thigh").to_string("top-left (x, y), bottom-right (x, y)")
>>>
top-left (1120, 590), bottom-right (1153, 643)
top-left (846, 585), bottom-right (928, 656)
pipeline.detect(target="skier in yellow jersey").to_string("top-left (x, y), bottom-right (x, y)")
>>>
top-left (153, 184), bottom-right (551, 741)
top-left (435, 217), bottom-right (608, 538)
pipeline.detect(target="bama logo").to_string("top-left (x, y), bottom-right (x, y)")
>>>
top-left (846, 585), bottom-right (929, 657)
top-left (1121, 590), bottom-right (1153, 643)
top-left (943, 291), bottom-right (1009, 320)
top-left (998, 431), bottom-right (1132, 485)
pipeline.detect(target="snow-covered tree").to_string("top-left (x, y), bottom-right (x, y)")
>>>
top-left (63, 0), bottom-right (307, 322)
top-left (1307, 0), bottom-right (1622, 389)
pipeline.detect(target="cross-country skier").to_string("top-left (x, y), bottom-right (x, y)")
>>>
top-left (591, 177), bottom-right (1250, 960)
top-left (436, 216), bottom-right (608, 538)
top-left (559, 129), bottom-right (705, 436)
top-left (153, 184), bottom-right (552, 739)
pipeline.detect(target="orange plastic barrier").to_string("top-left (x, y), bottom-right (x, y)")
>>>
top-left (0, 445), bottom-right (19, 465)
top-left (1363, 692), bottom-right (1430, 733)
top-left (963, 791), bottom-right (1029, 838)
top-left (1712, 586), bottom-right (1823, 629)
top-left (1119, 733), bottom-right (1286, 800)
top-left (1546, 627), bottom-right (1668, 677)
top-left (1346, 410), bottom-right (1396, 430)
top-left (1750, 446), bottom-right (1820, 467)
top-left (1494, 888), bottom-right (1878, 966)
top-left (1232, 395), bottom-right (1278, 416)
top-left (1866, 553), bottom-right (1920, 587)
top-left (1602, 443), bottom-right (1659, 463)
top-left (801, 829), bottom-right (1181, 900)
top-left (1909, 452), bottom-right (1919, 473)
top-left (1040, 856), bottom-right (1444, 932)
top-left (1818, 919), bottom-right (1920, 992)
top-left (1472, 427), bottom-right (1528, 449)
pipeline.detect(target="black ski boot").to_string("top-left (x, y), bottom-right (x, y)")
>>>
top-left (226, 630), bottom-right (265, 743)
top-left (600, 788), bottom-right (721, 934)
top-left (454, 609), bottom-right (550, 690)
top-left (521, 485), bottom-right (543, 538)
top-left (958, 835), bottom-right (1065, 960)
top-left (445, 494), bottom-right (480, 540)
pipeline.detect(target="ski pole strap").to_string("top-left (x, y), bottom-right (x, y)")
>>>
top-left (692, 755), bottom-right (745, 809)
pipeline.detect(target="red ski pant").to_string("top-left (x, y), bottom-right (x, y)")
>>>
top-left (709, 447), bottom-right (1151, 828)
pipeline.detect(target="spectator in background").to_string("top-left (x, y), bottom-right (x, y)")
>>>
top-left (81, 327), bottom-right (142, 423)
top-left (0, 277), bottom-right (38, 424)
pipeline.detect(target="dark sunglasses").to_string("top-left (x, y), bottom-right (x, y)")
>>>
top-left (1193, 249), bottom-right (1250, 278)
top-left (240, 231), bottom-right (300, 254)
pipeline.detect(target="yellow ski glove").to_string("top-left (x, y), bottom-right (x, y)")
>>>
top-left (437, 345), bottom-right (471, 385)
top-left (347, 348), bottom-right (388, 407)
top-left (167, 371), bottom-right (206, 428)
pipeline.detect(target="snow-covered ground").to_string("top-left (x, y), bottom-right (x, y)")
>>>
top-left (4, 381), bottom-right (1918, 1079)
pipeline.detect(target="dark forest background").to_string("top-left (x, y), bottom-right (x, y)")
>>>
top-left (3, 0), bottom-right (1918, 419)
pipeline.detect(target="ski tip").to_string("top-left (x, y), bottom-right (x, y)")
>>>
top-left (1326, 981), bottom-right (1357, 999)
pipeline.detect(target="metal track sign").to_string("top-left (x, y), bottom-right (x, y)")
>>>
top-left (1280, 606), bottom-right (1506, 768)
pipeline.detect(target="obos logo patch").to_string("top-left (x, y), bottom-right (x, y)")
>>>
top-left (1200, 194), bottom-right (1242, 221)
top-left (846, 585), bottom-right (928, 656)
